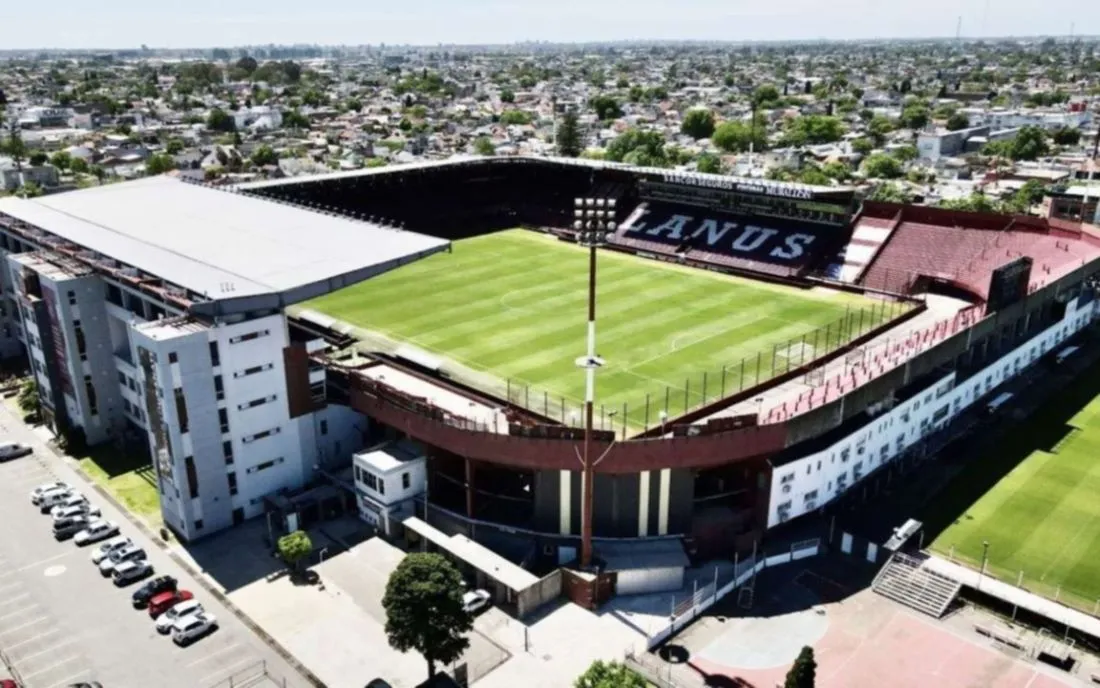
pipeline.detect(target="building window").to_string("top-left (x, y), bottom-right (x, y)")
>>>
top-left (229, 329), bottom-right (270, 344)
top-left (174, 388), bottom-right (189, 433)
top-left (227, 472), bottom-right (238, 496)
top-left (213, 374), bottom-right (224, 401)
top-left (243, 427), bottom-right (281, 443)
top-left (209, 341), bottom-right (220, 367)
top-left (84, 375), bottom-right (98, 416)
top-left (184, 456), bottom-right (199, 500)
top-left (218, 408), bottom-right (229, 434)
top-left (238, 395), bottom-right (276, 411)
top-left (223, 440), bottom-right (234, 465)
top-left (246, 457), bottom-right (285, 474)
top-left (67, 290), bottom-right (76, 305)
top-left (401, 472), bottom-right (410, 490)
top-left (168, 352), bottom-right (178, 364)
top-left (194, 520), bottom-right (204, 531)
top-left (320, 420), bottom-right (328, 436)
top-left (118, 371), bottom-right (127, 386)
top-left (74, 323), bottom-right (86, 360)
top-left (234, 363), bottom-right (274, 379)
top-left (377, 476), bottom-right (385, 496)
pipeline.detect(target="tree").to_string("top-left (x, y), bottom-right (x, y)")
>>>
top-left (234, 56), bottom-right (258, 74)
top-left (784, 646), bottom-right (816, 688)
top-left (165, 139), bottom-right (185, 155)
top-left (946, 112), bottom-right (971, 131)
top-left (69, 157), bottom-right (89, 174)
top-left (781, 115), bottom-right (845, 147)
top-left (500, 109), bottom-right (532, 126)
top-left (868, 182), bottom-right (913, 203)
top-left (696, 153), bottom-right (722, 174)
top-left (712, 117), bottom-right (767, 153)
top-left (50, 151), bottom-right (72, 171)
top-left (821, 160), bottom-right (851, 181)
top-left (145, 153), bottom-right (176, 175)
top-left (867, 115), bottom-right (894, 146)
top-left (851, 137), bottom-right (874, 156)
top-left (344, 98), bottom-right (363, 113)
top-left (799, 166), bottom-right (831, 186)
top-left (28, 151), bottom-right (48, 167)
top-left (590, 95), bottom-right (622, 121)
top-left (893, 145), bottom-right (918, 162)
top-left (897, 103), bottom-right (930, 130)
top-left (500, 88), bottom-right (515, 103)
top-left (276, 530), bottom-right (312, 572)
top-left (250, 145), bottom-right (278, 167)
top-left (557, 110), bottom-right (582, 157)
top-left (605, 128), bottom-right (667, 167)
top-left (383, 553), bottom-right (472, 678)
top-left (1052, 127), bottom-right (1081, 146)
top-left (474, 137), bottom-right (495, 156)
top-left (753, 84), bottom-right (781, 107)
top-left (1006, 126), bottom-right (1050, 161)
top-left (17, 379), bottom-right (37, 416)
top-left (283, 110), bottom-right (310, 130)
top-left (862, 152), bottom-right (903, 179)
top-left (574, 660), bottom-right (646, 688)
top-left (206, 107), bottom-right (236, 133)
top-left (681, 108), bottom-right (716, 140)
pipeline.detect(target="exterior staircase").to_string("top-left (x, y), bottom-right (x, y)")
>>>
top-left (872, 552), bottom-right (962, 618)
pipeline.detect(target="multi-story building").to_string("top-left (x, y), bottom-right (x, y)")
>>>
top-left (0, 175), bottom-right (449, 541)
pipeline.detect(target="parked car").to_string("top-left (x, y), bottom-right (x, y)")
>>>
top-left (155, 599), bottom-right (202, 633)
top-left (365, 680), bottom-right (394, 688)
top-left (462, 589), bottom-right (491, 615)
top-left (1, 678), bottom-right (18, 688)
top-left (98, 544), bottom-right (146, 576)
top-left (30, 481), bottom-right (68, 504)
top-left (74, 520), bottom-right (120, 547)
top-left (53, 515), bottom-right (91, 541)
top-left (171, 611), bottom-right (217, 646)
top-left (148, 589), bottom-right (194, 619)
top-left (131, 575), bottom-right (177, 609)
top-left (66, 682), bottom-right (103, 688)
top-left (52, 502), bottom-right (101, 522)
top-left (113, 559), bottom-right (153, 586)
top-left (0, 442), bottom-right (32, 461)
top-left (91, 536), bottom-right (132, 564)
top-left (37, 488), bottom-right (77, 512)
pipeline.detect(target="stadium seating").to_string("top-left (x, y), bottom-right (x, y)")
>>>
top-left (872, 551), bottom-right (963, 618)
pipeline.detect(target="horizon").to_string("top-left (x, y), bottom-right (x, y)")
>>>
top-left (2, 0), bottom-right (1097, 52)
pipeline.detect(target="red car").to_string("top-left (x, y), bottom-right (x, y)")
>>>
top-left (148, 589), bottom-right (194, 619)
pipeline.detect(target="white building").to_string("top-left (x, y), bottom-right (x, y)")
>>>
top-left (0, 176), bottom-right (449, 540)
top-left (353, 440), bottom-right (427, 536)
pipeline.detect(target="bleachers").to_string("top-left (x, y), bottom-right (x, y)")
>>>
top-left (873, 552), bottom-right (962, 618)
top-left (828, 213), bottom-right (901, 283)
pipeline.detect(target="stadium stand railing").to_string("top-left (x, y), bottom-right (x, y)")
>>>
top-left (873, 551), bottom-right (962, 618)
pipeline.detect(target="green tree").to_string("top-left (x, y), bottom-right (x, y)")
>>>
top-left (753, 84), bottom-right (781, 107)
top-left (69, 157), bottom-right (89, 174)
top-left (712, 117), bottom-right (767, 153)
top-left (862, 152), bottom-right (903, 179)
top-left (696, 153), bottom-right (722, 174)
top-left (590, 95), bottom-right (622, 121)
top-left (474, 136), bottom-right (495, 156)
top-left (28, 151), bottom-right (48, 167)
top-left (17, 379), bottom-right (38, 416)
top-left (784, 646), bottom-right (816, 688)
top-left (868, 182), bottom-right (912, 203)
top-left (867, 115), bottom-right (894, 146)
top-left (500, 88), bottom-right (515, 103)
top-left (799, 166), bottom-right (831, 185)
top-left (206, 107), bottom-right (236, 133)
top-left (1008, 126), bottom-right (1050, 161)
top-left (1051, 127), bottom-right (1081, 146)
top-left (897, 103), bottom-right (930, 130)
top-left (605, 128), bottom-right (667, 166)
top-left (821, 160), bottom-right (851, 181)
top-left (276, 530), bottom-right (312, 572)
top-left (851, 137), bottom-right (874, 156)
top-left (937, 193), bottom-right (1000, 213)
top-left (50, 151), bottom-right (72, 170)
top-left (781, 115), bottom-right (845, 147)
top-left (165, 139), bottom-right (185, 155)
top-left (574, 660), bottom-right (646, 688)
top-left (344, 98), bottom-right (363, 113)
top-left (946, 112), bottom-right (971, 131)
top-left (500, 109), bottom-right (532, 125)
top-left (250, 144), bottom-right (278, 167)
top-left (681, 108), bottom-right (716, 140)
top-left (283, 110), bottom-right (310, 130)
top-left (145, 152), bottom-right (176, 175)
top-left (383, 553), bottom-right (472, 679)
top-left (234, 56), bottom-right (258, 74)
top-left (557, 110), bottom-right (582, 157)
top-left (20, 181), bottom-right (43, 198)
top-left (893, 145), bottom-right (918, 162)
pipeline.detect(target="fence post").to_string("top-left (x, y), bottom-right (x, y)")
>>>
top-left (664, 386), bottom-right (670, 415)
top-left (721, 365), bottom-right (727, 398)
top-left (645, 394), bottom-right (650, 431)
top-left (683, 378), bottom-right (690, 413)
top-left (702, 371), bottom-right (708, 404)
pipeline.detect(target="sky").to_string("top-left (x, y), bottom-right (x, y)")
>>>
top-left (1, 0), bottom-right (1097, 51)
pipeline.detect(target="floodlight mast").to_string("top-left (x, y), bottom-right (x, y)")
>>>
top-left (573, 197), bottom-right (617, 570)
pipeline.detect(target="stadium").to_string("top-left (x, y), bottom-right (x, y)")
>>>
top-left (234, 155), bottom-right (1100, 612)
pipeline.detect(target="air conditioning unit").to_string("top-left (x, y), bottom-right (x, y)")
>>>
top-left (782, 484), bottom-right (791, 494)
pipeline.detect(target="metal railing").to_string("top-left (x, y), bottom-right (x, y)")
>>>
top-left (206, 659), bottom-right (290, 688)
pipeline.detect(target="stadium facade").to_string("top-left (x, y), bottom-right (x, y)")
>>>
top-left (1, 159), bottom-right (1098, 574)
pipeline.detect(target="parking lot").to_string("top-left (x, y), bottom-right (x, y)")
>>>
top-left (0, 408), bottom-right (308, 688)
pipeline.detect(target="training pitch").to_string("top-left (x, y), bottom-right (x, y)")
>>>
top-left (932, 359), bottom-right (1100, 612)
top-left (306, 229), bottom-right (889, 427)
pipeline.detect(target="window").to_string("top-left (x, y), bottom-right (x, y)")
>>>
top-left (320, 420), bottom-right (328, 435)
top-left (363, 471), bottom-right (378, 491)
top-left (243, 427), bottom-right (281, 443)
top-left (174, 388), bottom-right (189, 433)
top-left (84, 375), bottom-right (98, 416)
top-left (227, 472), bottom-right (238, 496)
top-left (377, 476), bottom-right (385, 496)
top-left (401, 472), bottom-right (410, 490)
top-left (194, 520), bottom-right (204, 531)
top-left (184, 456), bottom-right (199, 500)
top-left (229, 329), bottom-right (270, 344)
top-left (209, 341), bottom-right (220, 367)
top-left (218, 408), bottom-right (229, 434)
top-left (223, 440), bottom-right (234, 465)
top-left (246, 457), bottom-right (285, 474)
top-left (74, 324), bottom-right (86, 360)
top-left (168, 352), bottom-right (178, 364)
top-left (238, 395), bottom-right (276, 411)
top-left (67, 290), bottom-right (76, 305)
top-left (213, 375), bottom-right (224, 401)
top-left (118, 371), bottom-right (127, 386)
top-left (234, 363), bottom-right (274, 379)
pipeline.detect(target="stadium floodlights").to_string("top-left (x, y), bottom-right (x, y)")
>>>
top-left (573, 198), bottom-right (618, 234)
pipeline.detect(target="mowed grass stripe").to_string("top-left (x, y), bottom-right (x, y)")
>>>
top-left (305, 228), bottom-right (880, 427)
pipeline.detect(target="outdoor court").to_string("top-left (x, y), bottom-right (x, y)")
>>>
top-left (664, 559), bottom-right (1079, 688)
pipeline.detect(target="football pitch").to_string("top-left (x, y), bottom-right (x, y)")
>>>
top-left (931, 359), bottom-right (1100, 613)
top-left (306, 229), bottom-right (892, 428)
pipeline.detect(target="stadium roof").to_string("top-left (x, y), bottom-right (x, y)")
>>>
top-left (0, 176), bottom-right (450, 316)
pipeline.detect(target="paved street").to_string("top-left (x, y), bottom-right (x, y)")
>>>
top-left (0, 403), bottom-right (310, 688)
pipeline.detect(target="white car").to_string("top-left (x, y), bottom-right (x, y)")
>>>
top-left (462, 589), bottom-right (491, 615)
top-left (156, 599), bottom-right (203, 634)
top-left (30, 481), bottom-right (69, 504)
top-left (99, 544), bottom-right (146, 576)
top-left (52, 502), bottom-right (101, 521)
top-left (172, 611), bottom-right (218, 646)
top-left (0, 441), bottom-right (32, 461)
top-left (91, 536), bottom-right (132, 564)
top-left (36, 487), bottom-right (76, 510)
top-left (113, 559), bottom-right (153, 586)
top-left (74, 520), bottom-right (120, 547)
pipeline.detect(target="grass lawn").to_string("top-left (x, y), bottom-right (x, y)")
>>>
top-left (305, 229), bottom-right (893, 428)
top-left (75, 445), bottom-right (162, 526)
top-left (930, 359), bottom-right (1100, 613)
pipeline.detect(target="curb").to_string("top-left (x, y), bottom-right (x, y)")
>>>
top-left (62, 456), bottom-right (329, 688)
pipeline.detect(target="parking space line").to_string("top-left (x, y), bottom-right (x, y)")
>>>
top-left (0, 581), bottom-right (25, 594)
top-left (199, 656), bottom-right (258, 685)
top-left (0, 616), bottom-right (49, 636)
top-left (184, 641), bottom-right (242, 667)
top-left (15, 550), bottom-right (76, 573)
top-left (0, 604), bottom-right (39, 622)
top-left (19, 654), bottom-right (82, 680)
top-left (7, 627), bottom-right (60, 650)
top-left (43, 667), bottom-right (90, 688)
top-left (0, 593), bottom-right (31, 607)
top-left (13, 638), bottom-right (77, 664)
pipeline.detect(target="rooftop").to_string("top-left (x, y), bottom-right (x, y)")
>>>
top-left (0, 176), bottom-right (450, 316)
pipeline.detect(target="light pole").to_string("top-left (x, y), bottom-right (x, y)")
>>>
top-left (574, 197), bottom-right (616, 570)
top-left (977, 540), bottom-right (990, 592)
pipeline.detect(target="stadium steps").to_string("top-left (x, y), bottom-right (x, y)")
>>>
top-left (872, 552), bottom-right (962, 618)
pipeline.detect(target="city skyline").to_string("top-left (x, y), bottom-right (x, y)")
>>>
top-left (2, 0), bottom-right (1097, 51)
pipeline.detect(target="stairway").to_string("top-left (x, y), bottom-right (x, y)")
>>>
top-left (872, 552), bottom-right (962, 618)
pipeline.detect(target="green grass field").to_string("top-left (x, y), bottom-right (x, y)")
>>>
top-left (306, 229), bottom-right (892, 429)
top-left (931, 360), bottom-right (1100, 613)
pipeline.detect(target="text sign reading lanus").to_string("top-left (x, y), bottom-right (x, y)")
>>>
top-left (659, 172), bottom-right (815, 200)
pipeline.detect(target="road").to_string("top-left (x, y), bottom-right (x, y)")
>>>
top-left (0, 402), bottom-right (311, 688)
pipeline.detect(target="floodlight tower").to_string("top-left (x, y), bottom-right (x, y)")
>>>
top-left (573, 197), bottom-right (617, 570)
